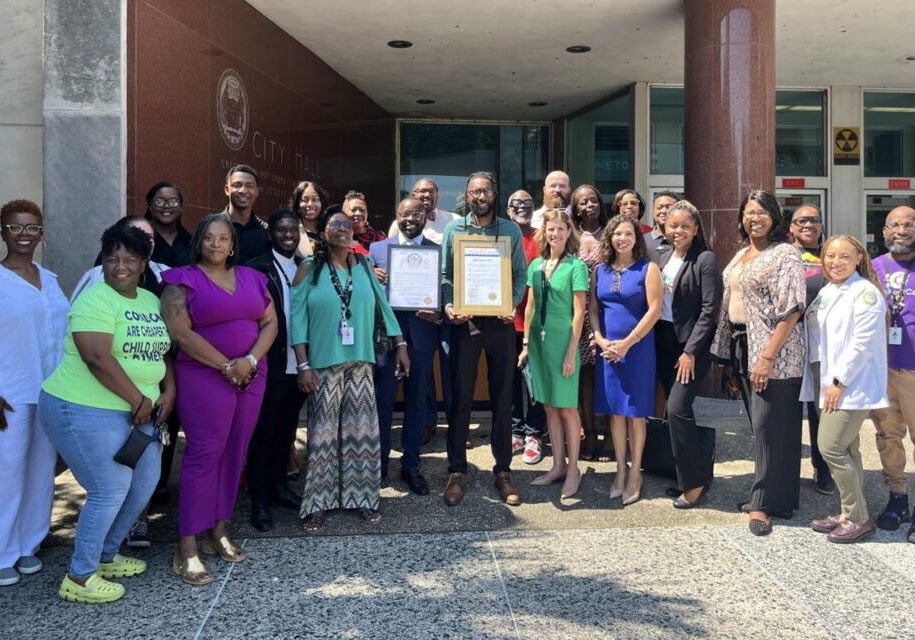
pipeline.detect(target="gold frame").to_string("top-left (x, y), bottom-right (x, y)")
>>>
top-left (452, 234), bottom-right (514, 317)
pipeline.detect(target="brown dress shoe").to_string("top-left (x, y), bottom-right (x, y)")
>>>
top-left (443, 473), bottom-right (466, 506)
top-left (495, 471), bottom-right (521, 506)
top-left (810, 515), bottom-right (843, 533)
top-left (827, 518), bottom-right (876, 544)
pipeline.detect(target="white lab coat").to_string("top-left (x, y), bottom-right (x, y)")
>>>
top-left (800, 272), bottom-right (890, 410)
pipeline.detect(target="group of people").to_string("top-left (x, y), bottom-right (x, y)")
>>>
top-left (2, 162), bottom-right (915, 603)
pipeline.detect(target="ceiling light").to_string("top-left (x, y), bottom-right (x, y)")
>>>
top-left (416, 99), bottom-right (435, 104)
top-left (566, 45), bottom-right (591, 53)
top-left (906, 56), bottom-right (915, 61)
top-left (529, 101), bottom-right (547, 107)
top-left (387, 40), bottom-right (413, 48)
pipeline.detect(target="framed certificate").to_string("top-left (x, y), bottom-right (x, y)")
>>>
top-left (452, 234), bottom-right (514, 316)
top-left (386, 244), bottom-right (442, 311)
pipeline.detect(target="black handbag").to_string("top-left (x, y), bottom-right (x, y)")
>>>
top-left (641, 417), bottom-right (716, 480)
top-left (357, 255), bottom-right (391, 358)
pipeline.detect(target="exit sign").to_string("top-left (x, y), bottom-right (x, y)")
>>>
top-left (781, 178), bottom-right (806, 188)
top-left (889, 179), bottom-right (911, 189)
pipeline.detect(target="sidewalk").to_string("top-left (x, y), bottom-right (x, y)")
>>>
top-left (5, 400), bottom-right (915, 639)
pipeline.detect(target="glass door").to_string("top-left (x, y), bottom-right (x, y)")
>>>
top-left (865, 193), bottom-right (915, 256)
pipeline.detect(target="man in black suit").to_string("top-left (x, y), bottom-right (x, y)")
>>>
top-left (245, 209), bottom-right (307, 531)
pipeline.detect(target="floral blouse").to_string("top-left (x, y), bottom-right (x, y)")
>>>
top-left (710, 243), bottom-right (807, 379)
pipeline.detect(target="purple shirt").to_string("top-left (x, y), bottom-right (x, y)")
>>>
top-left (874, 253), bottom-right (915, 370)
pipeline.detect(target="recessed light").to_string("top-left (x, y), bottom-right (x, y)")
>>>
top-left (529, 101), bottom-right (547, 107)
top-left (907, 56), bottom-right (915, 61)
top-left (387, 40), bottom-right (413, 49)
top-left (566, 45), bottom-right (591, 53)
top-left (416, 99), bottom-right (435, 104)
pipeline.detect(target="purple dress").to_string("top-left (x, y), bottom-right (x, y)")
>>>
top-left (161, 265), bottom-right (270, 536)
top-left (594, 260), bottom-right (655, 418)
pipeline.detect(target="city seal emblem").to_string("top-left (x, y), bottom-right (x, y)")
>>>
top-left (216, 69), bottom-right (249, 151)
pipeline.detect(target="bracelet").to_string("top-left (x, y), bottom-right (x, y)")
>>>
top-left (244, 354), bottom-right (258, 368)
top-left (395, 341), bottom-right (408, 349)
top-left (296, 361), bottom-right (311, 371)
top-left (522, 338), bottom-right (529, 346)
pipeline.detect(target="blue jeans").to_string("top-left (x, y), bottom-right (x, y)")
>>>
top-left (39, 391), bottom-right (161, 578)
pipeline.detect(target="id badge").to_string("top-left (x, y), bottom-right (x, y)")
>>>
top-left (890, 326), bottom-right (903, 346)
top-left (340, 320), bottom-right (355, 346)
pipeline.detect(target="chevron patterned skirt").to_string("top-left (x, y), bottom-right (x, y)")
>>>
top-left (300, 361), bottom-right (381, 517)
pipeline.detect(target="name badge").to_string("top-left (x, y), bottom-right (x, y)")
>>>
top-left (340, 320), bottom-right (355, 346)
top-left (890, 326), bottom-right (903, 346)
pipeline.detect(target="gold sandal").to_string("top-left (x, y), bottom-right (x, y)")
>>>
top-left (202, 534), bottom-right (246, 563)
top-left (172, 551), bottom-right (215, 586)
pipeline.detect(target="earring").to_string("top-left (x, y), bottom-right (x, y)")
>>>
top-left (229, 250), bottom-right (234, 256)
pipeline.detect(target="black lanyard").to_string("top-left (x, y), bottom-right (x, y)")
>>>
top-left (328, 259), bottom-right (354, 320)
top-left (887, 258), bottom-right (913, 324)
top-left (538, 255), bottom-right (565, 339)
top-left (272, 257), bottom-right (293, 289)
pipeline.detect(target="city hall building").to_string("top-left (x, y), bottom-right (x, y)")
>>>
top-left (2, 0), bottom-right (914, 291)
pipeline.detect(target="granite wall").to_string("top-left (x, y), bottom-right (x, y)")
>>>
top-left (127, 0), bottom-right (396, 233)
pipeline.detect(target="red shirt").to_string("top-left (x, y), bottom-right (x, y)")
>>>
top-left (514, 229), bottom-right (540, 332)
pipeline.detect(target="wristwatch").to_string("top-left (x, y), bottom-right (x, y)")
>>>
top-left (832, 377), bottom-right (845, 388)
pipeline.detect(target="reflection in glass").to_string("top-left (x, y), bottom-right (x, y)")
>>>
top-left (775, 90), bottom-right (825, 176)
top-left (567, 90), bottom-right (631, 196)
top-left (865, 92), bottom-right (915, 177)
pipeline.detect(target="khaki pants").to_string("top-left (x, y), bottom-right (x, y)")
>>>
top-left (818, 409), bottom-right (870, 521)
top-left (870, 368), bottom-right (915, 493)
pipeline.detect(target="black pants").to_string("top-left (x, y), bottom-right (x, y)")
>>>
top-left (656, 321), bottom-right (713, 491)
top-left (447, 318), bottom-right (516, 474)
top-left (806, 400), bottom-right (831, 479)
top-left (246, 374), bottom-right (307, 504)
top-left (511, 332), bottom-right (545, 438)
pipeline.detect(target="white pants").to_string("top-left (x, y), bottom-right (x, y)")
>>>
top-left (0, 403), bottom-right (57, 568)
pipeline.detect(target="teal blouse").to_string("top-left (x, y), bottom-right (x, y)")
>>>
top-left (290, 258), bottom-right (402, 369)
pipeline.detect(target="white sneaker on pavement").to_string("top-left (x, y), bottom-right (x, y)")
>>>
top-left (511, 434), bottom-right (525, 455)
top-left (522, 436), bottom-right (543, 464)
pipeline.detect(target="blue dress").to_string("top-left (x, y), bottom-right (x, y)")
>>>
top-left (594, 259), bottom-right (655, 418)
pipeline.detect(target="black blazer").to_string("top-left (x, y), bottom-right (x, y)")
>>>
top-left (658, 244), bottom-right (721, 355)
top-left (246, 251), bottom-right (302, 380)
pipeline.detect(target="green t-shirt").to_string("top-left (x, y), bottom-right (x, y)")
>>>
top-left (42, 281), bottom-right (171, 411)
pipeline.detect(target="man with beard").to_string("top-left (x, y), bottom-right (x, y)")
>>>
top-left (218, 164), bottom-right (270, 264)
top-left (506, 190), bottom-right (546, 464)
top-left (644, 190), bottom-right (680, 264)
top-left (531, 170), bottom-right (572, 229)
top-left (440, 172), bottom-right (528, 506)
top-left (370, 198), bottom-right (440, 495)
top-left (870, 206), bottom-right (915, 541)
top-left (389, 179), bottom-right (457, 245)
top-left (245, 210), bottom-right (306, 531)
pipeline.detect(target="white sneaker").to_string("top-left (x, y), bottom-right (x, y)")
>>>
top-left (511, 434), bottom-right (525, 455)
top-left (522, 436), bottom-right (543, 465)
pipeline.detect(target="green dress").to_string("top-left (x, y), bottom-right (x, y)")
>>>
top-left (527, 256), bottom-right (590, 408)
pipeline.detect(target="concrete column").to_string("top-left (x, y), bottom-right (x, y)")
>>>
top-left (829, 86), bottom-right (864, 238)
top-left (683, 0), bottom-right (775, 263)
top-left (43, 0), bottom-right (126, 293)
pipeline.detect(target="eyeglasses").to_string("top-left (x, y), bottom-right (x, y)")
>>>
top-left (152, 197), bottom-right (181, 208)
top-left (508, 198), bottom-right (534, 209)
top-left (885, 221), bottom-right (915, 232)
top-left (399, 210), bottom-right (425, 220)
top-left (468, 188), bottom-right (494, 198)
top-left (327, 219), bottom-right (354, 230)
top-left (3, 223), bottom-right (42, 235)
top-left (743, 209), bottom-right (770, 219)
top-left (791, 216), bottom-right (822, 226)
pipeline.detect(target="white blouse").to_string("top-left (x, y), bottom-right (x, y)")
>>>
top-left (0, 263), bottom-right (69, 405)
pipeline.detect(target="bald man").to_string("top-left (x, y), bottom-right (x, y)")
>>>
top-left (531, 170), bottom-right (571, 229)
top-left (870, 206), bottom-right (915, 540)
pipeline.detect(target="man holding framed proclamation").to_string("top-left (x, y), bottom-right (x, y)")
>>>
top-left (370, 198), bottom-right (441, 495)
top-left (440, 172), bottom-right (528, 507)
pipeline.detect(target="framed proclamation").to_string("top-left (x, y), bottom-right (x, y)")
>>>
top-left (452, 234), bottom-right (514, 317)
top-left (386, 244), bottom-right (442, 311)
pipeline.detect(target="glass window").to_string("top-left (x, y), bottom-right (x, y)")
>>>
top-left (567, 91), bottom-right (630, 196)
top-left (775, 90), bottom-right (825, 176)
top-left (864, 92), bottom-right (915, 177)
top-left (650, 87), bottom-right (683, 175)
top-left (399, 122), bottom-right (549, 216)
top-left (647, 87), bottom-right (827, 177)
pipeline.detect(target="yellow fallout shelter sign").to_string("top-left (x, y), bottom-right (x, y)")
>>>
top-left (833, 127), bottom-right (860, 165)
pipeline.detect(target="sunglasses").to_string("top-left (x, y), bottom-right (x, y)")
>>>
top-left (791, 216), bottom-right (822, 226)
top-left (508, 199), bottom-right (534, 209)
top-left (152, 197), bottom-right (181, 208)
top-left (3, 223), bottom-right (42, 235)
top-left (326, 219), bottom-right (354, 230)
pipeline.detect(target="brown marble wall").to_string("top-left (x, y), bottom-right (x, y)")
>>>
top-left (684, 0), bottom-right (776, 265)
top-left (127, 0), bottom-right (395, 231)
